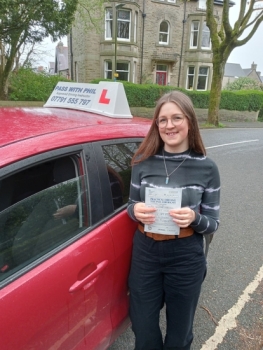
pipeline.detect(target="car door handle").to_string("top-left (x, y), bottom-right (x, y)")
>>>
top-left (69, 260), bottom-right (109, 293)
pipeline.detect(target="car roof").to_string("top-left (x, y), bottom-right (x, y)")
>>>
top-left (0, 107), bottom-right (151, 168)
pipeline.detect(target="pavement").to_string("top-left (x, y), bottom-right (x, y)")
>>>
top-left (199, 121), bottom-right (263, 128)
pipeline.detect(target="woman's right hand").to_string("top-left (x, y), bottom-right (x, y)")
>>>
top-left (134, 202), bottom-right (156, 225)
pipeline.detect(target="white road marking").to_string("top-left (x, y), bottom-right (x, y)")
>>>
top-left (206, 140), bottom-right (259, 149)
top-left (201, 264), bottom-right (263, 349)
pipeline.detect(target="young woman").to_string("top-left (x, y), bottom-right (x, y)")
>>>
top-left (127, 90), bottom-right (220, 350)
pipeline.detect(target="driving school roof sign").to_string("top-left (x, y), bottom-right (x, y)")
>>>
top-left (44, 81), bottom-right (132, 118)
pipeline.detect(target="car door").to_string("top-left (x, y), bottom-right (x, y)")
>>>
top-left (92, 139), bottom-right (142, 344)
top-left (0, 146), bottom-right (115, 350)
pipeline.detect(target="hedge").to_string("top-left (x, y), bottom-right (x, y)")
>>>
top-left (7, 71), bottom-right (263, 112)
top-left (8, 67), bottom-right (70, 102)
top-left (91, 79), bottom-right (263, 112)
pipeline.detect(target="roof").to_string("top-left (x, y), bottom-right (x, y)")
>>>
top-left (243, 68), bottom-right (252, 76)
top-left (224, 63), bottom-right (246, 78)
top-left (0, 107), bottom-right (150, 167)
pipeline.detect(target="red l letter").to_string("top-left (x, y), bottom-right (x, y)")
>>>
top-left (99, 89), bottom-right (110, 104)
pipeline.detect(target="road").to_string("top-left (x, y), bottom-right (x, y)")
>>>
top-left (109, 127), bottom-right (263, 350)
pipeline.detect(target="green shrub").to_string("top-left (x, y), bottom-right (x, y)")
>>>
top-left (220, 90), bottom-right (263, 111)
top-left (9, 67), bottom-right (70, 101)
top-left (224, 77), bottom-right (263, 91)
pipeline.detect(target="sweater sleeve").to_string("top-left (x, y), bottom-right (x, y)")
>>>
top-left (190, 161), bottom-right (220, 235)
top-left (127, 164), bottom-right (141, 222)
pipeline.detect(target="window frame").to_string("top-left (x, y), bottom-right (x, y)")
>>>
top-left (0, 145), bottom-right (94, 288)
top-left (159, 21), bottom-right (170, 45)
top-left (198, 0), bottom-right (207, 10)
top-left (116, 62), bottom-right (130, 81)
top-left (186, 66), bottom-right (195, 90)
top-left (134, 11), bottom-right (138, 42)
top-left (92, 138), bottom-right (143, 217)
top-left (104, 60), bottom-right (112, 79)
top-left (105, 8), bottom-right (113, 40)
top-left (117, 9), bottom-right (131, 41)
top-left (190, 21), bottom-right (199, 49)
top-left (201, 21), bottom-right (211, 50)
top-left (197, 66), bottom-right (209, 91)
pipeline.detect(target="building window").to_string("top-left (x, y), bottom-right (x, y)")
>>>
top-left (116, 62), bottom-right (129, 81)
top-left (105, 8), bottom-right (113, 39)
top-left (133, 62), bottom-right (136, 83)
top-left (186, 66), bottom-right (195, 90)
top-left (197, 67), bottom-right (209, 90)
top-left (201, 22), bottom-right (211, 49)
top-left (168, 0), bottom-right (176, 2)
top-left (190, 21), bottom-right (199, 48)
top-left (74, 61), bottom-right (78, 82)
top-left (117, 10), bottom-right (131, 41)
top-left (199, 0), bottom-right (206, 9)
top-left (134, 12), bottom-right (138, 42)
top-left (159, 21), bottom-right (169, 45)
top-left (105, 61), bottom-right (112, 79)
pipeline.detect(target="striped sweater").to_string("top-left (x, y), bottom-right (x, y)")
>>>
top-left (127, 149), bottom-right (220, 235)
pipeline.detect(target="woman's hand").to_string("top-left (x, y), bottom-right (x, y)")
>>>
top-left (53, 204), bottom-right (77, 220)
top-left (169, 207), bottom-right (196, 228)
top-left (134, 202), bottom-right (156, 225)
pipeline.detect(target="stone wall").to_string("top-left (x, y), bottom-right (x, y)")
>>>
top-left (0, 102), bottom-right (258, 122)
top-left (130, 107), bottom-right (259, 122)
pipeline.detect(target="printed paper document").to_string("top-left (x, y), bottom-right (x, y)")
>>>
top-left (145, 187), bottom-right (182, 235)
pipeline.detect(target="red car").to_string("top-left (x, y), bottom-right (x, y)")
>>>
top-left (0, 82), bottom-right (151, 349)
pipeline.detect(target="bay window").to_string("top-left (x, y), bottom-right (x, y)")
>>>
top-left (197, 67), bottom-right (209, 90)
top-left (105, 9), bottom-right (113, 39)
top-left (105, 61), bottom-right (112, 79)
top-left (201, 22), bottom-right (211, 49)
top-left (117, 10), bottom-right (131, 40)
top-left (190, 21), bottom-right (199, 48)
top-left (116, 62), bottom-right (129, 81)
top-left (186, 67), bottom-right (195, 90)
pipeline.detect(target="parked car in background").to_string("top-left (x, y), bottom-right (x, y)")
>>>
top-left (0, 82), bottom-right (151, 349)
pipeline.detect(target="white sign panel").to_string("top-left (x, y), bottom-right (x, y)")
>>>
top-left (44, 81), bottom-right (132, 118)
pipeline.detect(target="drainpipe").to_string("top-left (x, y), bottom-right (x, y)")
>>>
top-left (69, 28), bottom-right (74, 80)
top-left (140, 0), bottom-right (146, 84)
top-left (177, 0), bottom-right (186, 87)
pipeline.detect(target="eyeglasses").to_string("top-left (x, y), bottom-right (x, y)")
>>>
top-left (156, 114), bottom-right (185, 128)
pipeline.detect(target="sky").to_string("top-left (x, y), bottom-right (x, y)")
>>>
top-left (228, 0), bottom-right (263, 74)
top-left (39, 0), bottom-right (263, 74)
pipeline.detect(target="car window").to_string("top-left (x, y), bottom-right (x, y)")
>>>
top-left (102, 142), bottom-right (140, 210)
top-left (0, 155), bottom-right (89, 284)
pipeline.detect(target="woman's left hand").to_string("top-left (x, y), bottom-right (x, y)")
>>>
top-left (169, 207), bottom-right (196, 228)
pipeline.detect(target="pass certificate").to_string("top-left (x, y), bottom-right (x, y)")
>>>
top-left (145, 187), bottom-right (182, 235)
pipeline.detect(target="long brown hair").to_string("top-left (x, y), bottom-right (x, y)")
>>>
top-left (132, 90), bottom-right (206, 165)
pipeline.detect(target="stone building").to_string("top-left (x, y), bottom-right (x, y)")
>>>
top-left (68, 0), bottom-right (232, 90)
top-left (223, 62), bottom-right (263, 88)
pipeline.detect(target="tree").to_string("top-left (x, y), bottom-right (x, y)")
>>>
top-left (206, 0), bottom-right (263, 125)
top-left (224, 77), bottom-right (263, 91)
top-left (75, 0), bottom-right (105, 33)
top-left (0, 0), bottom-right (78, 100)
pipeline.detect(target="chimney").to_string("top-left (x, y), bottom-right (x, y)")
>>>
top-left (251, 62), bottom-right (257, 71)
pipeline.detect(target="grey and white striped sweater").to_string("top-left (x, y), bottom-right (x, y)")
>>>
top-left (127, 149), bottom-right (220, 235)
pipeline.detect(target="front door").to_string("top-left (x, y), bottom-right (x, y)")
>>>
top-left (156, 64), bottom-right (167, 85)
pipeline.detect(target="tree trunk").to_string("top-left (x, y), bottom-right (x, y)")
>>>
top-left (207, 54), bottom-right (226, 126)
top-left (0, 50), bottom-right (17, 100)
